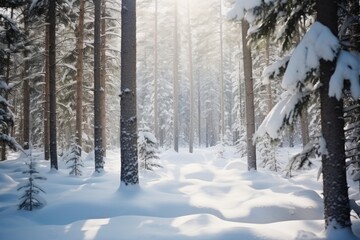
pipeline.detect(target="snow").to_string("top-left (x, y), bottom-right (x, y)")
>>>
top-left (329, 51), bottom-right (360, 100)
top-left (282, 22), bottom-right (340, 91)
top-left (1, 147), bottom-right (360, 239)
top-left (255, 91), bottom-right (309, 140)
top-left (227, 0), bottom-right (261, 21)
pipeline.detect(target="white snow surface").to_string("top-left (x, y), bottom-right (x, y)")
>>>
top-left (1, 147), bottom-right (360, 240)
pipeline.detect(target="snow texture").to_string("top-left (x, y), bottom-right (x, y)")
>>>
top-left (329, 51), bottom-right (360, 100)
top-left (1, 147), bottom-right (360, 239)
top-left (282, 22), bottom-right (340, 91)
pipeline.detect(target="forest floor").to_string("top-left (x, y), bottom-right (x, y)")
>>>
top-left (0, 145), bottom-right (360, 239)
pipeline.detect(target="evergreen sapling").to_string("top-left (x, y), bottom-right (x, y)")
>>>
top-left (64, 143), bottom-right (83, 176)
top-left (138, 131), bottom-right (161, 171)
top-left (18, 154), bottom-right (46, 211)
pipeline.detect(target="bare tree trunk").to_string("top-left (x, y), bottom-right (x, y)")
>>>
top-left (219, 0), bottom-right (225, 143)
top-left (48, 0), bottom-right (58, 169)
top-left (300, 109), bottom-right (310, 147)
top-left (241, 20), bottom-right (256, 171)
top-left (94, 0), bottom-right (104, 172)
top-left (187, 0), bottom-right (194, 153)
top-left (1, 8), bottom-right (13, 160)
top-left (317, 0), bottom-right (351, 231)
top-left (44, 24), bottom-right (50, 160)
top-left (265, 38), bottom-right (273, 112)
top-left (22, 14), bottom-right (30, 150)
top-left (154, 0), bottom-right (159, 143)
top-left (100, 0), bottom-right (107, 156)
top-left (120, 0), bottom-right (138, 185)
top-left (75, 0), bottom-right (85, 148)
top-left (197, 73), bottom-right (201, 147)
top-left (173, 0), bottom-right (179, 152)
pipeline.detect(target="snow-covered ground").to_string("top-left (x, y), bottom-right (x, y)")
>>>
top-left (0, 146), bottom-right (360, 239)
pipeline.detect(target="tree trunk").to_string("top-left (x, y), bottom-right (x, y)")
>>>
top-left (219, 0), bottom-right (225, 143)
top-left (120, 0), bottom-right (139, 185)
top-left (317, 0), bottom-right (352, 231)
top-left (100, 0), bottom-right (107, 156)
top-left (187, 0), bottom-right (194, 153)
top-left (75, 0), bottom-right (85, 148)
top-left (300, 109), bottom-right (310, 147)
top-left (241, 20), bottom-right (257, 171)
top-left (44, 23), bottom-right (50, 160)
top-left (22, 14), bottom-right (30, 150)
top-left (94, 0), bottom-right (104, 172)
top-left (1, 8), bottom-right (14, 161)
top-left (154, 0), bottom-right (159, 143)
top-left (173, 0), bottom-right (179, 152)
top-left (265, 38), bottom-right (273, 113)
top-left (48, 0), bottom-right (58, 169)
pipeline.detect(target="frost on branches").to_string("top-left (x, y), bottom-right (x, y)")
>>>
top-left (138, 131), bottom-right (161, 171)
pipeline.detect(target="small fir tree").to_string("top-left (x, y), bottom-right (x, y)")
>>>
top-left (64, 142), bottom-right (83, 176)
top-left (18, 154), bottom-right (46, 211)
top-left (138, 131), bottom-right (161, 171)
top-left (258, 135), bottom-right (279, 171)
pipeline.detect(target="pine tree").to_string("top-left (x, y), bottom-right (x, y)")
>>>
top-left (138, 130), bottom-right (161, 171)
top-left (18, 154), bottom-right (46, 211)
top-left (65, 142), bottom-right (83, 176)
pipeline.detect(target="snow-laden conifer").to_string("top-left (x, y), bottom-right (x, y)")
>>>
top-left (18, 153), bottom-right (46, 211)
top-left (138, 130), bottom-right (161, 171)
top-left (64, 142), bottom-right (83, 176)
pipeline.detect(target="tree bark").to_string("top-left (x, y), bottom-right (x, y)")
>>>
top-left (219, 0), bottom-right (225, 143)
top-left (317, 0), bottom-right (352, 231)
top-left (154, 0), bottom-right (159, 143)
top-left (187, 0), bottom-right (194, 153)
top-left (100, 0), bottom-right (107, 156)
top-left (75, 0), bottom-right (85, 148)
top-left (22, 13), bottom-right (30, 150)
top-left (94, 0), bottom-right (104, 172)
top-left (173, 0), bottom-right (179, 152)
top-left (48, 0), bottom-right (58, 169)
top-left (241, 20), bottom-right (257, 171)
top-left (120, 0), bottom-right (139, 185)
top-left (44, 23), bottom-right (50, 160)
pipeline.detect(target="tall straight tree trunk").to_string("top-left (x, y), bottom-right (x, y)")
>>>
top-left (300, 109), bottom-right (310, 147)
top-left (1, 8), bottom-right (13, 161)
top-left (120, 0), bottom-right (138, 185)
top-left (173, 0), bottom-right (179, 152)
top-left (75, 0), bottom-right (85, 148)
top-left (22, 14), bottom-right (30, 150)
top-left (94, 0), bottom-right (104, 172)
top-left (219, 0), bottom-right (225, 142)
top-left (44, 24), bottom-right (50, 160)
top-left (197, 74), bottom-right (201, 147)
top-left (265, 38), bottom-right (273, 113)
top-left (241, 20), bottom-right (256, 171)
top-left (48, 0), bottom-right (58, 169)
top-left (317, 0), bottom-right (352, 232)
top-left (100, 0), bottom-right (107, 156)
top-left (187, 0), bottom-right (194, 153)
top-left (154, 0), bottom-right (159, 143)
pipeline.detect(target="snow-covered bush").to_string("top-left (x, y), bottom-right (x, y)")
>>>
top-left (138, 131), bottom-right (161, 171)
top-left (64, 143), bottom-right (83, 176)
top-left (18, 155), bottom-right (46, 211)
